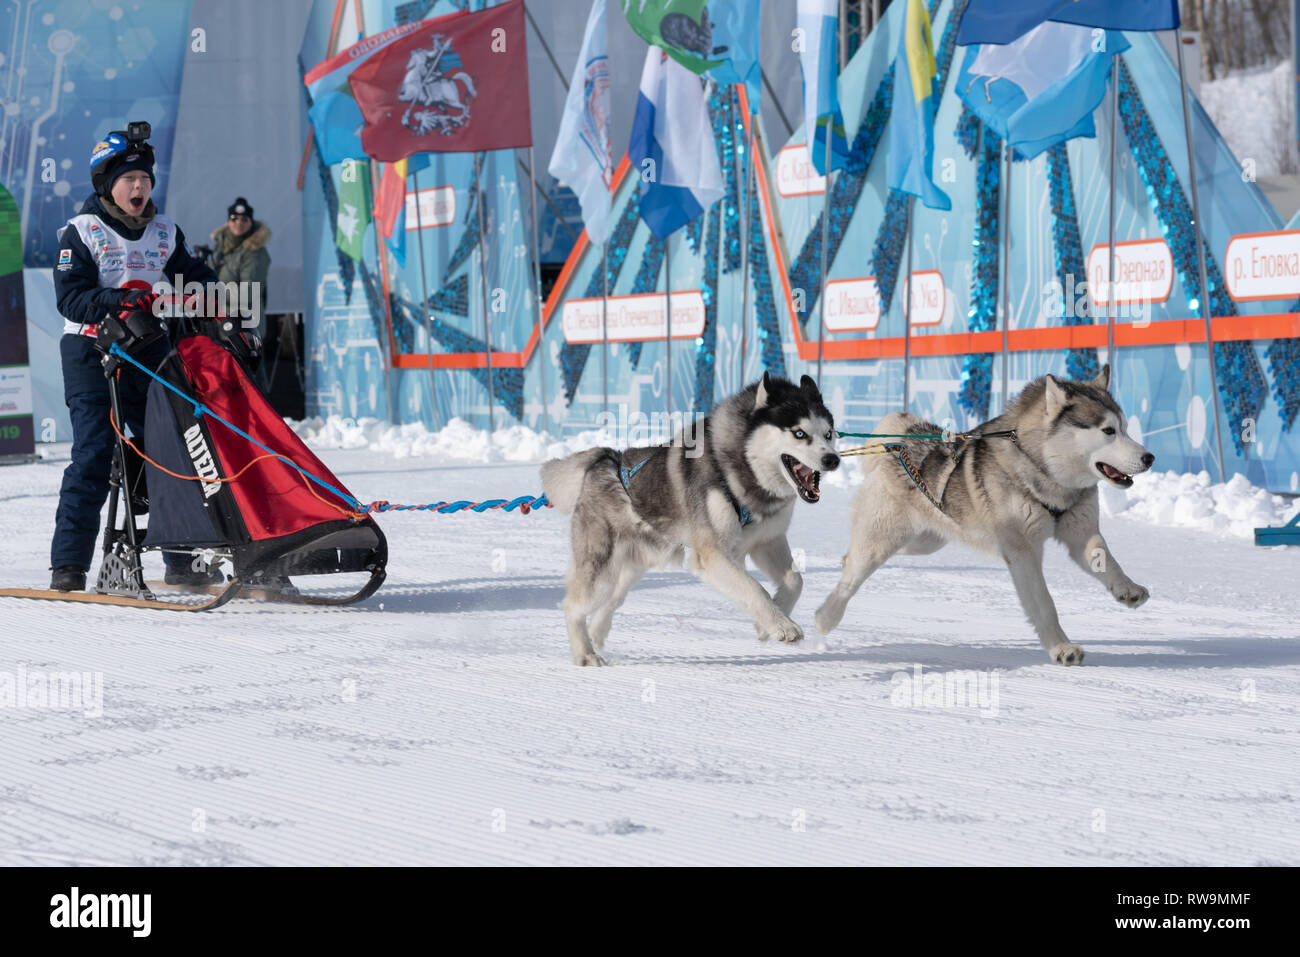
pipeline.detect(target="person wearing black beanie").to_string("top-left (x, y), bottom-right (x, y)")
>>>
top-left (210, 195), bottom-right (271, 350)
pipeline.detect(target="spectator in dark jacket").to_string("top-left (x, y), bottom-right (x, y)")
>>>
top-left (209, 197), bottom-right (271, 340)
top-left (49, 127), bottom-right (222, 592)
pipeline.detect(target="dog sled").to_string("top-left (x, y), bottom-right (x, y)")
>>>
top-left (0, 315), bottom-right (386, 611)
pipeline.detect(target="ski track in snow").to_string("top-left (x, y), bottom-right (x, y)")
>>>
top-left (1, 446), bottom-right (1298, 866)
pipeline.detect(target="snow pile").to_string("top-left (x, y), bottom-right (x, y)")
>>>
top-left (292, 415), bottom-right (614, 464)
top-left (1199, 60), bottom-right (1298, 177)
top-left (1100, 470), bottom-right (1295, 539)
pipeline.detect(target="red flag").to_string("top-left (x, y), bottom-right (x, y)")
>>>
top-left (373, 158), bottom-right (407, 244)
top-left (349, 0), bottom-right (532, 161)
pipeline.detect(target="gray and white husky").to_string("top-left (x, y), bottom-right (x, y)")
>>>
top-left (541, 374), bottom-right (840, 666)
top-left (815, 366), bottom-right (1153, 665)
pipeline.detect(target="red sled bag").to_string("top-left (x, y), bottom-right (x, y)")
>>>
top-left (141, 334), bottom-right (386, 597)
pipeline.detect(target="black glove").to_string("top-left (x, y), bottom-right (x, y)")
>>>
top-left (120, 287), bottom-right (161, 314)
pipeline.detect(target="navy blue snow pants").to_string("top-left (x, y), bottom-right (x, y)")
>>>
top-left (50, 334), bottom-right (186, 571)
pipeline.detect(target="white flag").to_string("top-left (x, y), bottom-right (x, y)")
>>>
top-left (548, 0), bottom-right (612, 245)
top-left (627, 46), bottom-right (724, 238)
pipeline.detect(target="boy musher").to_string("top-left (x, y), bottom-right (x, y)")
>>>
top-left (49, 122), bottom-right (226, 592)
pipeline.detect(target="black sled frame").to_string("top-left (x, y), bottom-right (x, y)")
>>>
top-left (97, 358), bottom-right (388, 610)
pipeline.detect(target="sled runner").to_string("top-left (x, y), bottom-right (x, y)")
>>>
top-left (1, 316), bottom-right (386, 611)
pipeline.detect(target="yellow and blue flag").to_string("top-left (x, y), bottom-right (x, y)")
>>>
top-left (888, 0), bottom-right (950, 210)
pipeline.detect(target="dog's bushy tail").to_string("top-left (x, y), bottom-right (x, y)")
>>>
top-left (540, 447), bottom-right (612, 514)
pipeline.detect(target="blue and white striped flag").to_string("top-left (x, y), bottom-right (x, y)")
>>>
top-left (796, 0), bottom-right (849, 175)
top-left (628, 46), bottom-right (724, 239)
top-left (548, 0), bottom-right (613, 245)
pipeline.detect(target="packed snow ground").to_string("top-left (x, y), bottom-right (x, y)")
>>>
top-left (2, 427), bottom-right (1298, 865)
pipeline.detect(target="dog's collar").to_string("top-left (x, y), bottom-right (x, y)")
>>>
top-left (720, 484), bottom-right (756, 528)
top-left (1002, 429), bottom-right (1074, 519)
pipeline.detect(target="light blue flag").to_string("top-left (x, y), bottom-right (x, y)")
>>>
top-left (304, 20), bottom-right (425, 165)
top-left (956, 23), bottom-right (1130, 159)
top-left (796, 0), bottom-right (849, 175)
top-left (888, 0), bottom-right (950, 210)
top-left (548, 0), bottom-right (613, 245)
top-left (704, 0), bottom-right (763, 112)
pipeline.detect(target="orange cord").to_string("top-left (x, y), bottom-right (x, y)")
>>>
top-left (108, 406), bottom-right (361, 521)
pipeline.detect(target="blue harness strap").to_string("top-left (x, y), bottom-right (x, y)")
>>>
top-left (619, 457), bottom-right (649, 491)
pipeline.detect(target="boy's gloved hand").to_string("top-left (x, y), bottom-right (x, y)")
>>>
top-left (118, 287), bottom-right (160, 317)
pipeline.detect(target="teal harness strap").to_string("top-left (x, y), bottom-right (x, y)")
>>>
top-left (619, 457), bottom-right (649, 490)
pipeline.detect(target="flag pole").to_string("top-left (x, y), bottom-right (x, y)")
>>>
top-left (665, 230), bottom-right (673, 422)
top-left (738, 91), bottom-right (753, 386)
top-left (816, 118), bottom-right (832, 388)
top-left (1001, 141), bottom-right (1010, 412)
top-left (475, 151), bottom-right (497, 433)
top-left (411, 165), bottom-right (440, 433)
top-left (527, 145), bottom-right (550, 435)
top-left (1107, 57), bottom-right (1118, 387)
top-left (903, 195), bottom-right (913, 412)
top-left (1174, 28), bottom-right (1227, 479)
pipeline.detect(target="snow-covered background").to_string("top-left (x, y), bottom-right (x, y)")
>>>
top-left (1200, 59), bottom-right (1299, 178)
top-left (2, 419), bottom-right (1298, 865)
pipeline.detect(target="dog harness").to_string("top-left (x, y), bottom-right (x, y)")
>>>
top-left (618, 454), bottom-right (754, 528)
top-left (887, 430), bottom-right (1067, 520)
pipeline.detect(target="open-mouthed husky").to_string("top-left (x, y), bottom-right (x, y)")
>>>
top-left (814, 366), bottom-right (1153, 665)
top-left (541, 374), bottom-right (840, 666)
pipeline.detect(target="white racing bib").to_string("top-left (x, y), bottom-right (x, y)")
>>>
top-left (59, 212), bottom-right (177, 337)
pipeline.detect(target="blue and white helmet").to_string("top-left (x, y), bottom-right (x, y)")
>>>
top-left (89, 131), bottom-right (155, 196)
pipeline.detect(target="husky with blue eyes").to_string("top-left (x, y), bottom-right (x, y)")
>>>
top-left (541, 373), bottom-right (840, 666)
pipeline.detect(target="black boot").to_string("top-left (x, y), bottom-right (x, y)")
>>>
top-left (50, 567), bottom-right (87, 592)
top-left (164, 564), bottom-right (226, 587)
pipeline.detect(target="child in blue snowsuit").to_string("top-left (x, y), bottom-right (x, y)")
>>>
top-left (49, 126), bottom-right (222, 591)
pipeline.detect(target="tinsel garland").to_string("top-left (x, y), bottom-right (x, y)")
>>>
top-left (396, 295), bottom-right (524, 420)
top-left (787, 0), bottom-right (966, 323)
top-left (443, 161), bottom-right (481, 282)
top-left (1266, 331), bottom-right (1300, 430)
top-left (746, 162), bottom-right (787, 379)
top-left (625, 234), bottom-right (665, 369)
top-left (956, 107), bottom-right (1000, 419)
top-left (299, 57), bottom-right (355, 303)
top-left (1116, 57), bottom-right (1266, 456)
top-left (1045, 142), bottom-right (1101, 381)
top-left (695, 203), bottom-right (722, 412)
top-left (558, 196), bottom-right (642, 403)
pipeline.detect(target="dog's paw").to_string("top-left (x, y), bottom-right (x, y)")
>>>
top-left (760, 617), bottom-right (803, 644)
top-left (813, 602), bottom-right (841, 635)
top-left (575, 652), bottom-right (607, 667)
top-left (1112, 581), bottom-right (1149, 608)
top-left (1049, 642), bottom-right (1086, 666)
